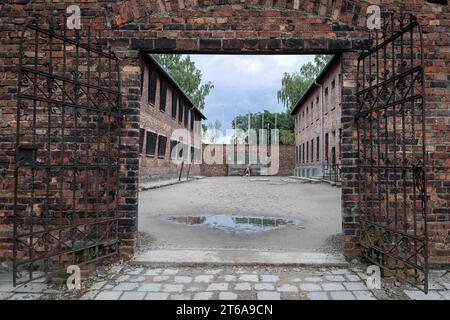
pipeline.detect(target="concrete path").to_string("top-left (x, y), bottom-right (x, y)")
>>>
top-left (133, 249), bottom-right (347, 267)
top-left (139, 176), bottom-right (204, 191)
top-left (138, 176), bottom-right (342, 252)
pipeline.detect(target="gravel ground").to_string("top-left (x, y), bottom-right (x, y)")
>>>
top-left (138, 176), bottom-right (342, 252)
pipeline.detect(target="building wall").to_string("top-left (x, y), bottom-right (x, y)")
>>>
top-left (293, 58), bottom-right (342, 178)
top-left (201, 144), bottom-right (295, 177)
top-left (139, 59), bottom-right (202, 182)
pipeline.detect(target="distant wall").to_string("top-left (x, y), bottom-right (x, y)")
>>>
top-left (201, 144), bottom-right (295, 176)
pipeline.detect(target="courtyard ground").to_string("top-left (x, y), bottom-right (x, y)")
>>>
top-left (1, 177), bottom-right (447, 300)
top-left (138, 176), bottom-right (342, 253)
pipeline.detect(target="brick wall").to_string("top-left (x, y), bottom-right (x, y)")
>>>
top-left (201, 144), bottom-right (296, 176)
top-left (0, 0), bottom-right (448, 265)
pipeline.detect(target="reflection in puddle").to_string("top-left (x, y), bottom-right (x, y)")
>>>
top-left (168, 215), bottom-right (304, 234)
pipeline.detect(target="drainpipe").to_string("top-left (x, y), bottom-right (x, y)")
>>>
top-left (314, 80), bottom-right (325, 175)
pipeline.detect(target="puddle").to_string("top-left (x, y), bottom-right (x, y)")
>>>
top-left (167, 215), bottom-right (304, 234)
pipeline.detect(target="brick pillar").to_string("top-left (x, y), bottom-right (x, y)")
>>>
top-left (340, 52), bottom-right (360, 258)
top-left (115, 52), bottom-right (141, 261)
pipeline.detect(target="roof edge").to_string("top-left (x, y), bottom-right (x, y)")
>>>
top-left (290, 55), bottom-right (341, 116)
top-left (143, 54), bottom-right (207, 120)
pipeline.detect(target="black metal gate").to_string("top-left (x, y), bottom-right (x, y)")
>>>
top-left (356, 13), bottom-right (428, 292)
top-left (13, 16), bottom-right (122, 286)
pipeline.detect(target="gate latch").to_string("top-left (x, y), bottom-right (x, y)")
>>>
top-left (17, 144), bottom-right (37, 167)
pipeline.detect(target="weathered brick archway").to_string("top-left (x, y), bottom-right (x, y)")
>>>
top-left (0, 0), bottom-right (448, 274)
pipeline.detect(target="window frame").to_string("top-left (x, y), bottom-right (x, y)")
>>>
top-left (159, 80), bottom-right (167, 112)
top-left (145, 130), bottom-right (157, 157)
top-left (171, 91), bottom-right (177, 119)
top-left (157, 134), bottom-right (167, 159)
top-left (148, 69), bottom-right (157, 105)
top-left (139, 128), bottom-right (145, 154)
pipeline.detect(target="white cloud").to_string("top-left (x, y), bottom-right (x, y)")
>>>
top-left (189, 54), bottom-right (316, 130)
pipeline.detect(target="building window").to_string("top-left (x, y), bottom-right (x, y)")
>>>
top-left (306, 141), bottom-right (309, 163)
top-left (139, 128), bottom-right (145, 154)
top-left (331, 80), bottom-right (336, 110)
top-left (157, 135), bottom-right (167, 159)
top-left (325, 132), bottom-right (329, 164)
top-left (148, 69), bottom-right (157, 105)
top-left (316, 96), bottom-right (320, 121)
top-left (302, 143), bottom-right (305, 164)
top-left (146, 131), bottom-right (157, 156)
top-left (310, 102), bottom-right (314, 125)
top-left (299, 145), bottom-right (302, 164)
top-left (316, 137), bottom-right (320, 161)
top-left (339, 128), bottom-right (342, 160)
top-left (190, 110), bottom-right (195, 132)
top-left (178, 98), bottom-right (183, 123)
top-left (306, 107), bottom-right (309, 127)
top-left (159, 81), bottom-right (167, 112)
top-left (324, 87), bottom-right (329, 113)
top-left (184, 103), bottom-right (189, 128)
top-left (190, 146), bottom-right (195, 162)
top-left (171, 92), bottom-right (177, 119)
top-left (170, 139), bottom-right (178, 160)
top-left (311, 139), bottom-right (314, 163)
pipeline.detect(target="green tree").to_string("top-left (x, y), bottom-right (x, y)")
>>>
top-left (152, 54), bottom-right (214, 110)
top-left (277, 55), bottom-right (332, 112)
top-left (204, 120), bottom-right (222, 144)
top-left (231, 110), bottom-right (295, 145)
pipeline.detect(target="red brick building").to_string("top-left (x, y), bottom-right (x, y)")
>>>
top-left (291, 55), bottom-right (342, 179)
top-left (139, 55), bottom-right (205, 181)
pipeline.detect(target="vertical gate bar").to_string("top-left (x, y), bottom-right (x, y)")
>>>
top-left (95, 40), bottom-right (101, 256)
top-left (383, 13), bottom-right (390, 226)
top-left (375, 29), bottom-right (382, 224)
top-left (59, 16), bottom-right (67, 273)
top-left (29, 18), bottom-right (40, 282)
top-left (391, 13), bottom-right (399, 240)
top-left (71, 29), bottom-right (80, 266)
top-left (368, 33), bottom-right (374, 222)
top-left (400, 17), bottom-right (408, 235)
top-left (418, 21), bottom-right (428, 293)
top-left (362, 56), bottom-right (367, 224)
top-left (106, 53), bottom-right (113, 247)
top-left (356, 57), bottom-right (363, 251)
top-left (86, 26), bottom-right (96, 261)
top-left (409, 21), bottom-right (418, 282)
top-left (13, 15), bottom-right (28, 287)
top-left (44, 18), bottom-right (54, 278)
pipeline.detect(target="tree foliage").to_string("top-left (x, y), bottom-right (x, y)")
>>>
top-left (203, 120), bottom-right (222, 144)
top-left (152, 54), bottom-right (214, 110)
top-left (277, 55), bottom-right (332, 112)
top-left (231, 110), bottom-right (294, 145)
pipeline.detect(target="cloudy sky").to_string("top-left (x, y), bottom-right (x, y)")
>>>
top-left (189, 54), bottom-right (315, 141)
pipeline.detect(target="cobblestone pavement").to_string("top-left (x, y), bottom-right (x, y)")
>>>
top-left (1, 264), bottom-right (449, 300)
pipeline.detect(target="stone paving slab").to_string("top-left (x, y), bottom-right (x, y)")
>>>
top-left (0, 264), bottom-right (449, 300)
